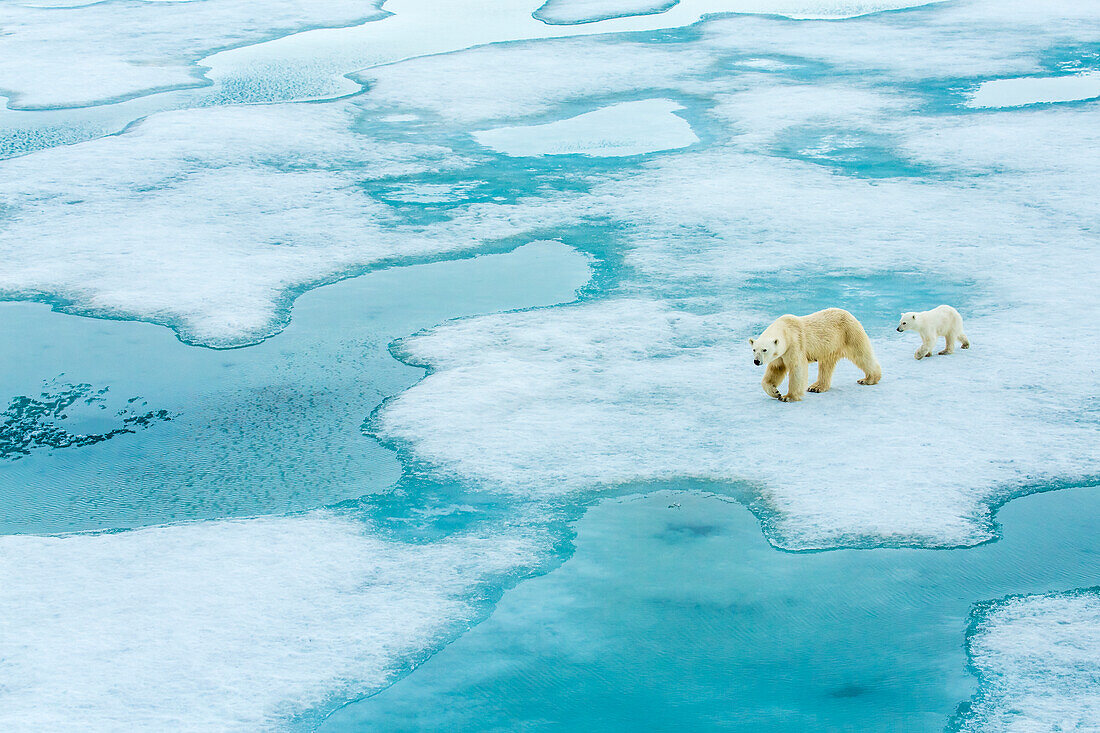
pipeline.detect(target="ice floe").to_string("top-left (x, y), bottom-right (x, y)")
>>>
top-left (201, 0), bottom-right (947, 106)
top-left (369, 39), bottom-right (1100, 549)
top-left (967, 70), bottom-right (1100, 108)
top-left (534, 0), bottom-right (680, 25)
top-left (0, 0), bottom-right (386, 108)
top-left (0, 512), bottom-right (544, 730)
top-left (0, 103), bottom-right (536, 346)
top-left (374, 295), bottom-right (1100, 549)
top-left (3, 0), bottom-right (1100, 727)
top-left (956, 589), bottom-right (1100, 732)
top-left (473, 99), bottom-right (698, 157)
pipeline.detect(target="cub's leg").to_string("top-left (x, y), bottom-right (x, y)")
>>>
top-left (761, 361), bottom-right (787, 400)
top-left (960, 332), bottom-right (970, 349)
top-left (781, 359), bottom-right (807, 402)
top-left (939, 332), bottom-right (956, 355)
top-left (808, 357), bottom-right (837, 393)
top-left (915, 334), bottom-right (935, 360)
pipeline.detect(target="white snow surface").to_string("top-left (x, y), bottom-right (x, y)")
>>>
top-left (957, 590), bottom-right (1100, 732)
top-left (200, 0), bottom-right (947, 105)
top-left (473, 99), bottom-right (698, 157)
top-left (371, 78), bottom-right (1100, 549)
top-left (375, 296), bottom-right (1099, 549)
top-left (0, 103), bottom-right (543, 346)
top-left (0, 513), bottom-right (542, 731)
top-left (0, 0), bottom-right (386, 108)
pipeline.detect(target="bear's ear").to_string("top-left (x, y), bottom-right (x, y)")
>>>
top-left (748, 338), bottom-right (754, 345)
top-left (773, 338), bottom-right (778, 345)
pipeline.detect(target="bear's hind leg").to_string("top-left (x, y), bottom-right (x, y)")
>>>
top-left (850, 352), bottom-right (881, 386)
top-left (808, 357), bottom-right (837, 393)
top-left (761, 361), bottom-right (787, 400)
top-left (939, 333), bottom-right (956, 355)
top-left (960, 332), bottom-right (970, 349)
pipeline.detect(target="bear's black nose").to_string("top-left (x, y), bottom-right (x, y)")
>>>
top-left (896, 326), bottom-right (902, 332)
top-left (754, 359), bottom-right (761, 366)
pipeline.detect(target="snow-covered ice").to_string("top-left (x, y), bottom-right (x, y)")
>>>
top-left (199, 0), bottom-right (947, 106)
top-left (365, 6), bottom-right (1100, 549)
top-left (0, 512), bottom-right (544, 730)
top-left (956, 589), bottom-right (1100, 732)
top-left (3, 0), bottom-right (1100, 725)
top-left (0, 0), bottom-right (386, 108)
top-left (0, 103), bottom-right (549, 346)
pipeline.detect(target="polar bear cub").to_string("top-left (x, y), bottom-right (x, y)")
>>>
top-left (896, 305), bottom-right (970, 360)
top-left (749, 308), bottom-right (881, 402)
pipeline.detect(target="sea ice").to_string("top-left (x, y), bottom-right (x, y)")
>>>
top-left (0, 0), bottom-right (386, 108)
top-left (368, 24), bottom-right (1100, 549)
top-left (473, 99), bottom-right (698, 157)
top-left (356, 38), bottom-right (715, 124)
top-left (0, 512), bottom-right (544, 730)
top-left (956, 589), bottom-right (1100, 732)
top-left (0, 103), bottom-right (537, 346)
top-left (200, 0), bottom-right (948, 107)
top-left (374, 295), bottom-right (1100, 549)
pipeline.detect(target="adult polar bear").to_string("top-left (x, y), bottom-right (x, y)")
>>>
top-left (749, 308), bottom-right (881, 402)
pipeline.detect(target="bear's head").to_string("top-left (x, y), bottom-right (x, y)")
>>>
top-left (748, 334), bottom-right (784, 366)
top-left (896, 313), bottom-right (918, 332)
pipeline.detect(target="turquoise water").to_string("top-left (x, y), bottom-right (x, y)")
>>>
top-left (737, 271), bottom-right (983, 332)
top-left (321, 484), bottom-right (1100, 731)
top-left (0, 241), bottom-right (590, 534)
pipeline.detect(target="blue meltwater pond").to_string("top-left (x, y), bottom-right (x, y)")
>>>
top-left (0, 241), bottom-right (591, 534)
top-left (323, 485), bottom-right (1100, 731)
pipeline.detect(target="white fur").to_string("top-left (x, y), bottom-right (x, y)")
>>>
top-left (750, 308), bottom-right (880, 402)
top-left (896, 305), bottom-right (970, 360)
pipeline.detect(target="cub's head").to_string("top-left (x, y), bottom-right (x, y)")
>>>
top-left (896, 312), bottom-right (918, 333)
top-left (748, 333), bottom-right (784, 366)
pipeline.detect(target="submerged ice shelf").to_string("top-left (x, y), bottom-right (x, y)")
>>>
top-left (0, 241), bottom-right (589, 534)
top-left (473, 99), bottom-right (698, 157)
top-left (533, 0), bottom-right (681, 25)
top-left (967, 70), bottom-right (1100, 108)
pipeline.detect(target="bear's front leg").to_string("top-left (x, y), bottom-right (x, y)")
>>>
top-left (761, 361), bottom-right (787, 400)
top-left (781, 359), bottom-right (807, 402)
top-left (915, 335), bottom-right (935, 360)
